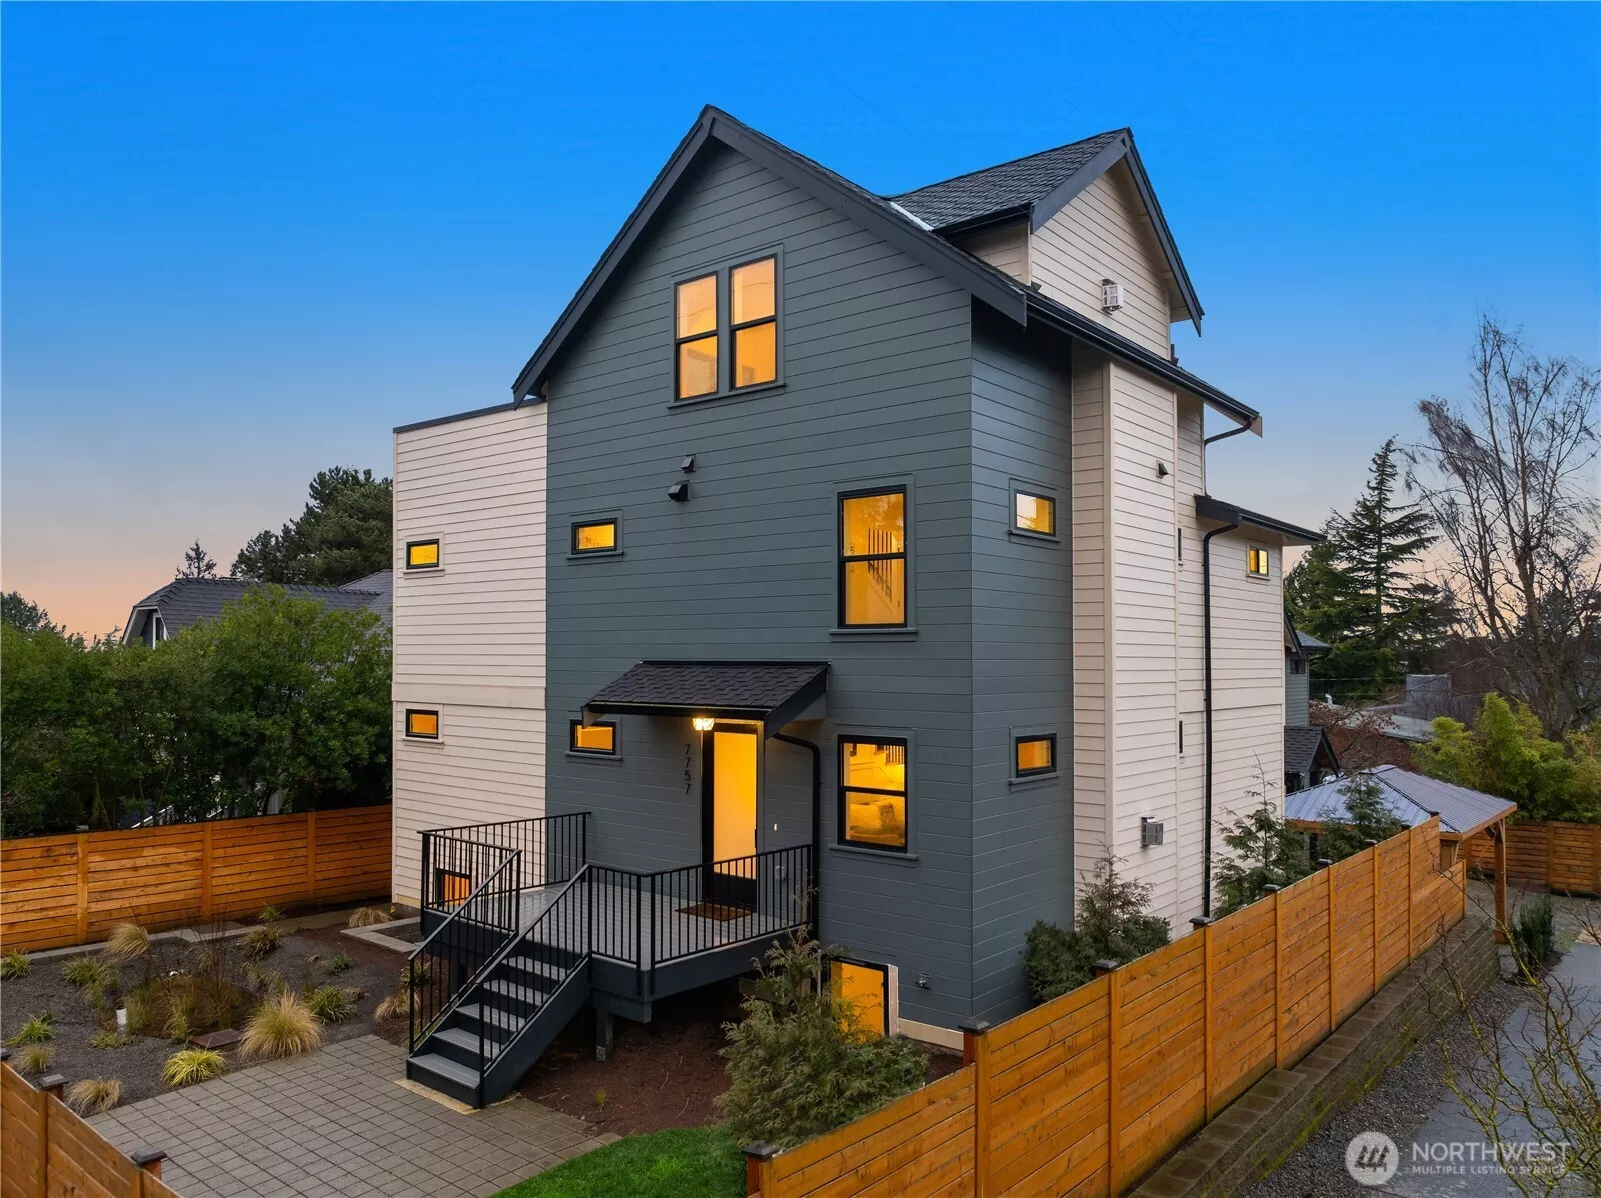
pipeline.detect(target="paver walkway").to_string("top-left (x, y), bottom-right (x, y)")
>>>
top-left (91, 1036), bottom-right (613, 1198)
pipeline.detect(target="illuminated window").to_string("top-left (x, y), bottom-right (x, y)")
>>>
top-left (833, 959), bottom-right (890, 1037)
top-left (840, 738), bottom-right (907, 851)
top-left (731, 258), bottom-right (777, 389)
top-left (572, 519), bottom-right (618, 554)
top-left (1015, 734), bottom-right (1056, 777)
top-left (405, 709), bottom-right (439, 740)
top-left (839, 490), bottom-right (907, 627)
top-left (675, 274), bottom-right (718, 399)
top-left (435, 870), bottom-right (470, 908)
top-left (570, 720), bottom-right (616, 755)
top-left (406, 539), bottom-right (440, 570)
top-left (1248, 545), bottom-right (1271, 578)
top-left (1014, 491), bottom-right (1056, 536)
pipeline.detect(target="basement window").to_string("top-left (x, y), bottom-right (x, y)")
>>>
top-left (831, 959), bottom-right (890, 1037)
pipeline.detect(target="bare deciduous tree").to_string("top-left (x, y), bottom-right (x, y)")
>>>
top-left (1407, 317), bottom-right (1601, 735)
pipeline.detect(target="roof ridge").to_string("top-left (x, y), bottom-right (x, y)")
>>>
top-left (886, 128), bottom-right (1125, 199)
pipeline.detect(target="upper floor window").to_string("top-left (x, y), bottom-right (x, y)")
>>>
top-left (1015, 734), bottom-right (1056, 777)
top-left (1248, 545), bottom-right (1271, 578)
top-left (674, 255), bottom-right (779, 400)
top-left (405, 709), bottom-right (440, 740)
top-left (572, 519), bottom-right (618, 554)
top-left (840, 489), bottom-right (906, 627)
top-left (840, 738), bottom-right (907, 852)
top-left (406, 539), bottom-right (441, 570)
top-left (1014, 491), bottom-right (1056, 536)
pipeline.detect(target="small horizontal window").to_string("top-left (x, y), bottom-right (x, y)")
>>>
top-left (405, 709), bottom-right (439, 739)
top-left (406, 539), bottom-right (440, 570)
top-left (1014, 492), bottom-right (1056, 536)
top-left (1248, 545), bottom-right (1271, 577)
top-left (573, 520), bottom-right (618, 554)
top-left (1015, 734), bottom-right (1056, 777)
top-left (570, 720), bottom-right (617, 755)
top-left (840, 738), bottom-right (907, 851)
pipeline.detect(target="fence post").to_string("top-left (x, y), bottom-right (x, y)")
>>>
top-left (1546, 822), bottom-right (1556, 891)
top-left (306, 811), bottom-right (319, 904)
top-left (1319, 860), bottom-right (1336, 1032)
top-left (38, 1073), bottom-right (65, 1198)
top-left (959, 1018), bottom-right (991, 1197)
top-left (1262, 885), bottom-right (1282, 1069)
top-left (132, 1148), bottom-right (167, 1197)
top-left (1191, 917), bottom-right (1214, 1119)
top-left (1407, 827), bottom-right (1417, 960)
top-left (741, 1143), bottom-right (776, 1197)
top-left (200, 823), bottom-right (214, 922)
top-left (1095, 960), bottom-right (1121, 1193)
top-left (75, 833), bottom-right (90, 944)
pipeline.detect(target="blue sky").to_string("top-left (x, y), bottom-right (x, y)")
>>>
top-left (4, 2), bottom-right (1597, 634)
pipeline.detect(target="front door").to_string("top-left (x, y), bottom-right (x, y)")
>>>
top-left (702, 725), bottom-right (758, 909)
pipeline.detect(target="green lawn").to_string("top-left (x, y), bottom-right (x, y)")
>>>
top-left (493, 1126), bottom-right (745, 1198)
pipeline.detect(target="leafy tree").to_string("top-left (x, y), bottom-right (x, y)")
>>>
top-left (1413, 693), bottom-right (1594, 822)
top-left (233, 467), bottom-right (392, 586)
top-left (176, 541), bottom-right (218, 579)
top-left (1024, 850), bottom-right (1170, 1002)
top-left (1317, 772), bottom-right (1408, 862)
top-left (2, 591), bottom-right (61, 634)
top-left (1286, 438), bottom-right (1447, 700)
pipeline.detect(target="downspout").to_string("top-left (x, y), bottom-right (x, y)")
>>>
top-left (1201, 521), bottom-right (1237, 918)
top-left (772, 732), bottom-right (821, 942)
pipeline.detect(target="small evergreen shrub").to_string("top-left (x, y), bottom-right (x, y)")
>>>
top-left (62, 956), bottom-right (110, 989)
top-left (323, 950), bottom-right (354, 975)
top-left (239, 926), bottom-right (282, 960)
top-left (66, 1078), bottom-right (122, 1115)
top-left (1214, 791), bottom-right (1315, 917)
top-left (305, 986), bottom-right (355, 1023)
top-left (1024, 852), bottom-right (1171, 1002)
top-left (162, 1048), bottom-right (227, 1088)
top-left (1511, 894), bottom-right (1559, 976)
top-left (717, 934), bottom-right (927, 1149)
top-left (1316, 773), bottom-right (1408, 862)
top-left (8, 1012), bottom-right (56, 1046)
top-left (0, 951), bottom-right (30, 979)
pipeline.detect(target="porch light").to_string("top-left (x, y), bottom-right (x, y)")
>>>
top-left (692, 716), bottom-right (715, 732)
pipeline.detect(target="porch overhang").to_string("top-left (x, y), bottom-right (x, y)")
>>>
top-left (582, 660), bottom-right (828, 739)
top-left (1195, 494), bottom-right (1323, 545)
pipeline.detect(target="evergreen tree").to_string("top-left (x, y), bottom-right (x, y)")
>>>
top-left (176, 540), bottom-right (218, 579)
top-left (233, 467), bottom-right (392, 586)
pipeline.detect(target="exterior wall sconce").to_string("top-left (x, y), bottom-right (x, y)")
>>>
top-left (692, 716), bottom-right (715, 732)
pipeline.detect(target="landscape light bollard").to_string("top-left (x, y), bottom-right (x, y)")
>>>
top-left (116, 1006), bottom-right (129, 1035)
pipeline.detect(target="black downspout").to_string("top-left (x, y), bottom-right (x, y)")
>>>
top-left (772, 732), bottom-right (821, 942)
top-left (1201, 522), bottom-right (1237, 918)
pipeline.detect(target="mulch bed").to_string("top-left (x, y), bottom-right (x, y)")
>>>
top-left (0, 912), bottom-right (414, 1107)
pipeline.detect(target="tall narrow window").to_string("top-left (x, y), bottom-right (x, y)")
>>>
top-left (730, 257), bottom-right (777, 389)
top-left (1014, 491), bottom-right (1056, 536)
top-left (405, 709), bottom-right (439, 740)
top-left (572, 519), bottom-right (618, 554)
top-left (832, 960), bottom-right (890, 1036)
top-left (406, 539), bottom-right (441, 570)
top-left (1014, 734), bottom-right (1056, 777)
top-left (1248, 545), bottom-right (1271, 578)
top-left (840, 738), bottom-right (907, 851)
top-left (840, 490), bottom-right (907, 627)
top-left (675, 274), bottom-right (718, 399)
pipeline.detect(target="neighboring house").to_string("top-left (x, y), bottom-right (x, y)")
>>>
top-left (1284, 620), bottom-right (1338, 794)
top-left (121, 572), bottom-right (392, 646)
top-left (392, 107), bottom-right (1322, 1105)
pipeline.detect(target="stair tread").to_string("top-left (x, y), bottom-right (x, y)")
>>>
top-left (457, 1003), bottom-right (528, 1032)
top-left (503, 956), bottom-right (570, 980)
top-left (409, 1052), bottom-right (480, 1087)
top-left (434, 1027), bottom-right (492, 1057)
top-left (483, 977), bottom-right (554, 1001)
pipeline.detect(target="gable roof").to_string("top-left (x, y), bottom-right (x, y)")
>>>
top-left (1284, 725), bottom-right (1339, 779)
top-left (890, 129), bottom-right (1203, 331)
top-left (122, 576), bottom-right (388, 643)
top-left (1284, 764), bottom-right (1515, 841)
top-left (509, 107), bottom-right (1254, 433)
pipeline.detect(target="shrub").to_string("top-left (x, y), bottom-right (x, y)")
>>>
top-left (1024, 852), bottom-right (1171, 1002)
top-left (717, 934), bottom-right (927, 1149)
top-left (91, 1030), bottom-right (135, 1049)
top-left (162, 1048), bottom-right (227, 1088)
top-left (347, 906), bottom-right (392, 928)
top-left (323, 950), bottom-right (354, 975)
top-left (1214, 794), bottom-right (1315, 917)
top-left (305, 986), bottom-right (355, 1023)
top-left (1316, 773), bottom-right (1408, 862)
top-left (0, 951), bottom-right (30, 980)
top-left (165, 1005), bottom-right (192, 1044)
top-left (8, 1012), bottom-right (56, 1046)
top-left (65, 1078), bottom-right (122, 1115)
top-left (239, 926), bottom-right (282, 961)
top-left (17, 1045), bottom-right (53, 1074)
top-left (1511, 894), bottom-right (1559, 976)
top-left (374, 990), bottom-right (409, 1022)
top-left (256, 906), bottom-right (284, 923)
top-left (103, 923), bottom-right (151, 963)
top-left (242, 992), bottom-right (322, 1059)
top-left (63, 956), bottom-right (110, 990)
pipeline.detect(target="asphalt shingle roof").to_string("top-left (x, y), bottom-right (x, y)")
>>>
top-left (585, 661), bottom-right (828, 714)
top-left (888, 131), bottom-right (1124, 230)
top-left (1284, 726), bottom-right (1333, 778)
top-left (1284, 765), bottom-right (1515, 837)
top-left (128, 576), bottom-right (387, 639)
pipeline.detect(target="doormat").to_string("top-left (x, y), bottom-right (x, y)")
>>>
top-left (678, 902), bottom-right (750, 922)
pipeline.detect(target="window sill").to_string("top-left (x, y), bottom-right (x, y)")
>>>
top-left (565, 751), bottom-right (625, 766)
top-left (567, 550), bottom-right (624, 562)
top-left (404, 738), bottom-right (446, 749)
top-left (1008, 529), bottom-right (1061, 546)
top-left (829, 843), bottom-right (918, 865)
top-left (1008, 771), bottom-right (1062, 791)
top-left (830, 626), bottom-right (918, 638)
top-left (669, 381), bottom-right (786, 410)
top-left (404, 566), bottom-right (447, 576)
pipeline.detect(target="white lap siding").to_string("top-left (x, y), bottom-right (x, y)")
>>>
top-left (391, 404), bottom-right (547, 907)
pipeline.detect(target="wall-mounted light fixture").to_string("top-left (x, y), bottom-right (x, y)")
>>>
top-left (692, 716), bottom-right (715, 732)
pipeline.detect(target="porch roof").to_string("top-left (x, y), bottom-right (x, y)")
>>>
top-left (582, 660), bottom-right (828, 738)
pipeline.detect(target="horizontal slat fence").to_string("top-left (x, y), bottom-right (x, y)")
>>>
top-left (749, 820), bottom-right (1466, 1198)
top-left (1465, 820), bottom-right (1601, 895)
top-left (1, 806), bottom-right (391, 952)
top-left (1, 1064), bottom-right (182, 1198)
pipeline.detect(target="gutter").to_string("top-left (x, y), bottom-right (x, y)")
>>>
top-left (1201, 521), bottom-right (1237, 918)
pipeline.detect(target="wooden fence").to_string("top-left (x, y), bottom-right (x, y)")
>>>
top-left (747, 820), bottom-right (1466, 1198)
top-left (1464, 820), bottom-right (1601, 896)
top-left (1, 1062), bottom-right (182, 1198)
top-left (1, 806), bottom-right (392, 953)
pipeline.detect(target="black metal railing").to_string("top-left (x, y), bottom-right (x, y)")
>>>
top-left (649, 844), bottom-right (812, 969)
top-left (420, 813), bottom-right (588, 909)
top-left (408, 850), bottom-right (522, 1052)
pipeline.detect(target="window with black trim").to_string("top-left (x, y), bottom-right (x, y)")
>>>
top-left (1014, 491), bottom-right (1056, 536)
top-left (1014, 734), bottom-right (1056, 777)
top-left (406, 539), bottom-right (440, 570)
top-left (570, 720), bottom-right (617, 755)
top-left (572, 519), bottom-right (618, 554)
top-left (675, 274), bottom-right (718, 399)
top-left (839, 738), bottom-right (907, 851)
top-left (435, 869), bottom-right (470, 908)
top-left (832, 959), bottom-right (890, 1036)
top-left (839, 490), bottom-right (906, 627)
top-left (730, 257), bottom-right (777, 389)
top-left (673, 255), bottom-right (780, 400)
top-left (405, 709), bottom-right (440, 740)
top-left (1247, 545), bottom-right (1271, 578)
